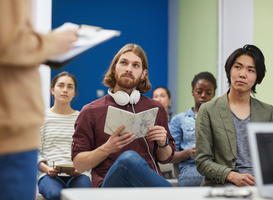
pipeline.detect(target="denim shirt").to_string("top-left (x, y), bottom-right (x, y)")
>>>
top-left (169, 108), bottom-right (197, 170)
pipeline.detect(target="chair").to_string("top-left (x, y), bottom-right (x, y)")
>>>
top-left (158, 163), bottom-right (178, 186)
top-left (158, 163), bottom-right (173, 179)
top-left (172, 163), bottom-right (180, 179)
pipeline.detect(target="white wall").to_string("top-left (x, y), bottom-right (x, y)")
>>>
top-left (218, 0), bottom-right (254, 96)
top-left (31, 0), bottom-right (52, 109)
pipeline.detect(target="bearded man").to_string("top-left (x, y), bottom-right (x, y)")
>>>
top-left (72, 44), bottom-right (175, 188)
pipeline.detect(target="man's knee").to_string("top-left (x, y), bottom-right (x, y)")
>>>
top-left (117, 151), bottom-right (143, 166)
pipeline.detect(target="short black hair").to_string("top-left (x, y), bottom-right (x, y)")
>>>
top-left (191, 72), bottom-right (217, 92)
top-left (224, 44), bottom-right (266, 94)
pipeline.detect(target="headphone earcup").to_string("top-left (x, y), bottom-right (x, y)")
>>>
top-left (108, 89), bottom-right (129, 106)
top-left (114, 91), bottom-right (130, 106)
top-left (108, 89), bottom-right (140, 106)
top-left (129, 90), bottom-right (140, 105)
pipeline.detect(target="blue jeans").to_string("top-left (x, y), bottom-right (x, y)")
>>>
top-left (0, 149), bottom-right (38, 200)
top-left (101, 150), bottom-right (173, 187)
top-left (38, 174), bottom-right (91, 200)
top-left (178, 164), bottom-right (203, 186)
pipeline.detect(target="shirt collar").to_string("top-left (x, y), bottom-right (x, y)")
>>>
top-left (185, 107), bottom-right (197, 118)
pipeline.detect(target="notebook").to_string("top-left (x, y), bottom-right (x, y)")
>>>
top-left (104, 106), bottom-right (159, 139)
top-left (247, 122), bottom-right (273, 199)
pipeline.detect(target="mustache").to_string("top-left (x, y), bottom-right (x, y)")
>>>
top-left (121, 73), bottom-right (135, 79)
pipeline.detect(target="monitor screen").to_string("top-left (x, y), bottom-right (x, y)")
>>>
top-left (256, 133), bottom-right (273, 184)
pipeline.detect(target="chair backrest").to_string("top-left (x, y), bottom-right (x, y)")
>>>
top-left (158, 163), bottom-right (173, 179)
top-left (172, 163), bottom-right (180, 178)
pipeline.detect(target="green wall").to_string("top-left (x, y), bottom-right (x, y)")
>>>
top-left (254, 0), bottom-right (273, 105)
top-left (177, 0), bottom-right (218, 113)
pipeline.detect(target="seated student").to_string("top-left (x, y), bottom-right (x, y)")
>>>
top-left (169, 72), bottom-right (217, 186)
top-left (71, 43), bottom-right (176, 188)
top-left (153, 86), bottom-right (175, 124)
top-left (195, 44), bottom-right (273, 187)
top-left (38, 72), bottom-right (91, 200)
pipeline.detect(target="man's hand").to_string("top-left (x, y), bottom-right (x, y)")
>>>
top-left (102, 126), bottom-right (135, 154)
top-left (226, 171), bottom-right (255, 186)
top-left (146, 125), bottom-right (167, 147)
top-left (47, 167), bottom-right (60, 178)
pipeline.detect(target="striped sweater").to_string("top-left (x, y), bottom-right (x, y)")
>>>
top-left (38, 109), bottom-right (90, 179)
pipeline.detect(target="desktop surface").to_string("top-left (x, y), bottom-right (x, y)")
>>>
top-left (61, 186), bottom-right (268, 200)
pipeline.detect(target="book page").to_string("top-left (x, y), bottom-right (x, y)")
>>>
top-left (104, 106), bottom-right (159, 139)
top-left (132, 107), bottom-right (159, 139)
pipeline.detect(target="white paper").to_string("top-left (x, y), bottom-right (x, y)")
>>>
top-left (48, 23), bottom-right (121, 63)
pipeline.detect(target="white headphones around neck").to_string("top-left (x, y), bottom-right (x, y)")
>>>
top-left (108, 88), bottom-right (140, 106)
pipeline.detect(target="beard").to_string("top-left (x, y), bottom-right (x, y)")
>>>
top-left (115, 73), bottom-right (141, 90)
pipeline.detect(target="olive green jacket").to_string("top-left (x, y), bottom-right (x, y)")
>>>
top-left (195, 92), bottom-right (273, 186)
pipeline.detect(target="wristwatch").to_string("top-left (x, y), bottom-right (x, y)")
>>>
top-left (158, 137), bottom-right (169, 148)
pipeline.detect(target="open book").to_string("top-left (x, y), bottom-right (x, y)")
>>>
top-left (54, 164), bottom-right (75, 173)
top-left (45, 22), bottom-right (121, 69)
top-left (104, 106), bottom-right (159, 139)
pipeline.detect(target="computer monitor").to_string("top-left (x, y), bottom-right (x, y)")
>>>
top-left (248, 122), bottom-right (273, 199)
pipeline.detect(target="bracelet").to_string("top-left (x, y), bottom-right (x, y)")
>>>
top-left (158, 137), bottom-right (169, 148)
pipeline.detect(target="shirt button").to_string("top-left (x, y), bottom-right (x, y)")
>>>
top-left (232, 159), bottom-right (236, 163)
top-left (217, 178), bottom-right (220, 182)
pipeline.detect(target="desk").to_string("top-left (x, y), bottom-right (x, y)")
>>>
top-left (61, 186), bottom-right (267, 200)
